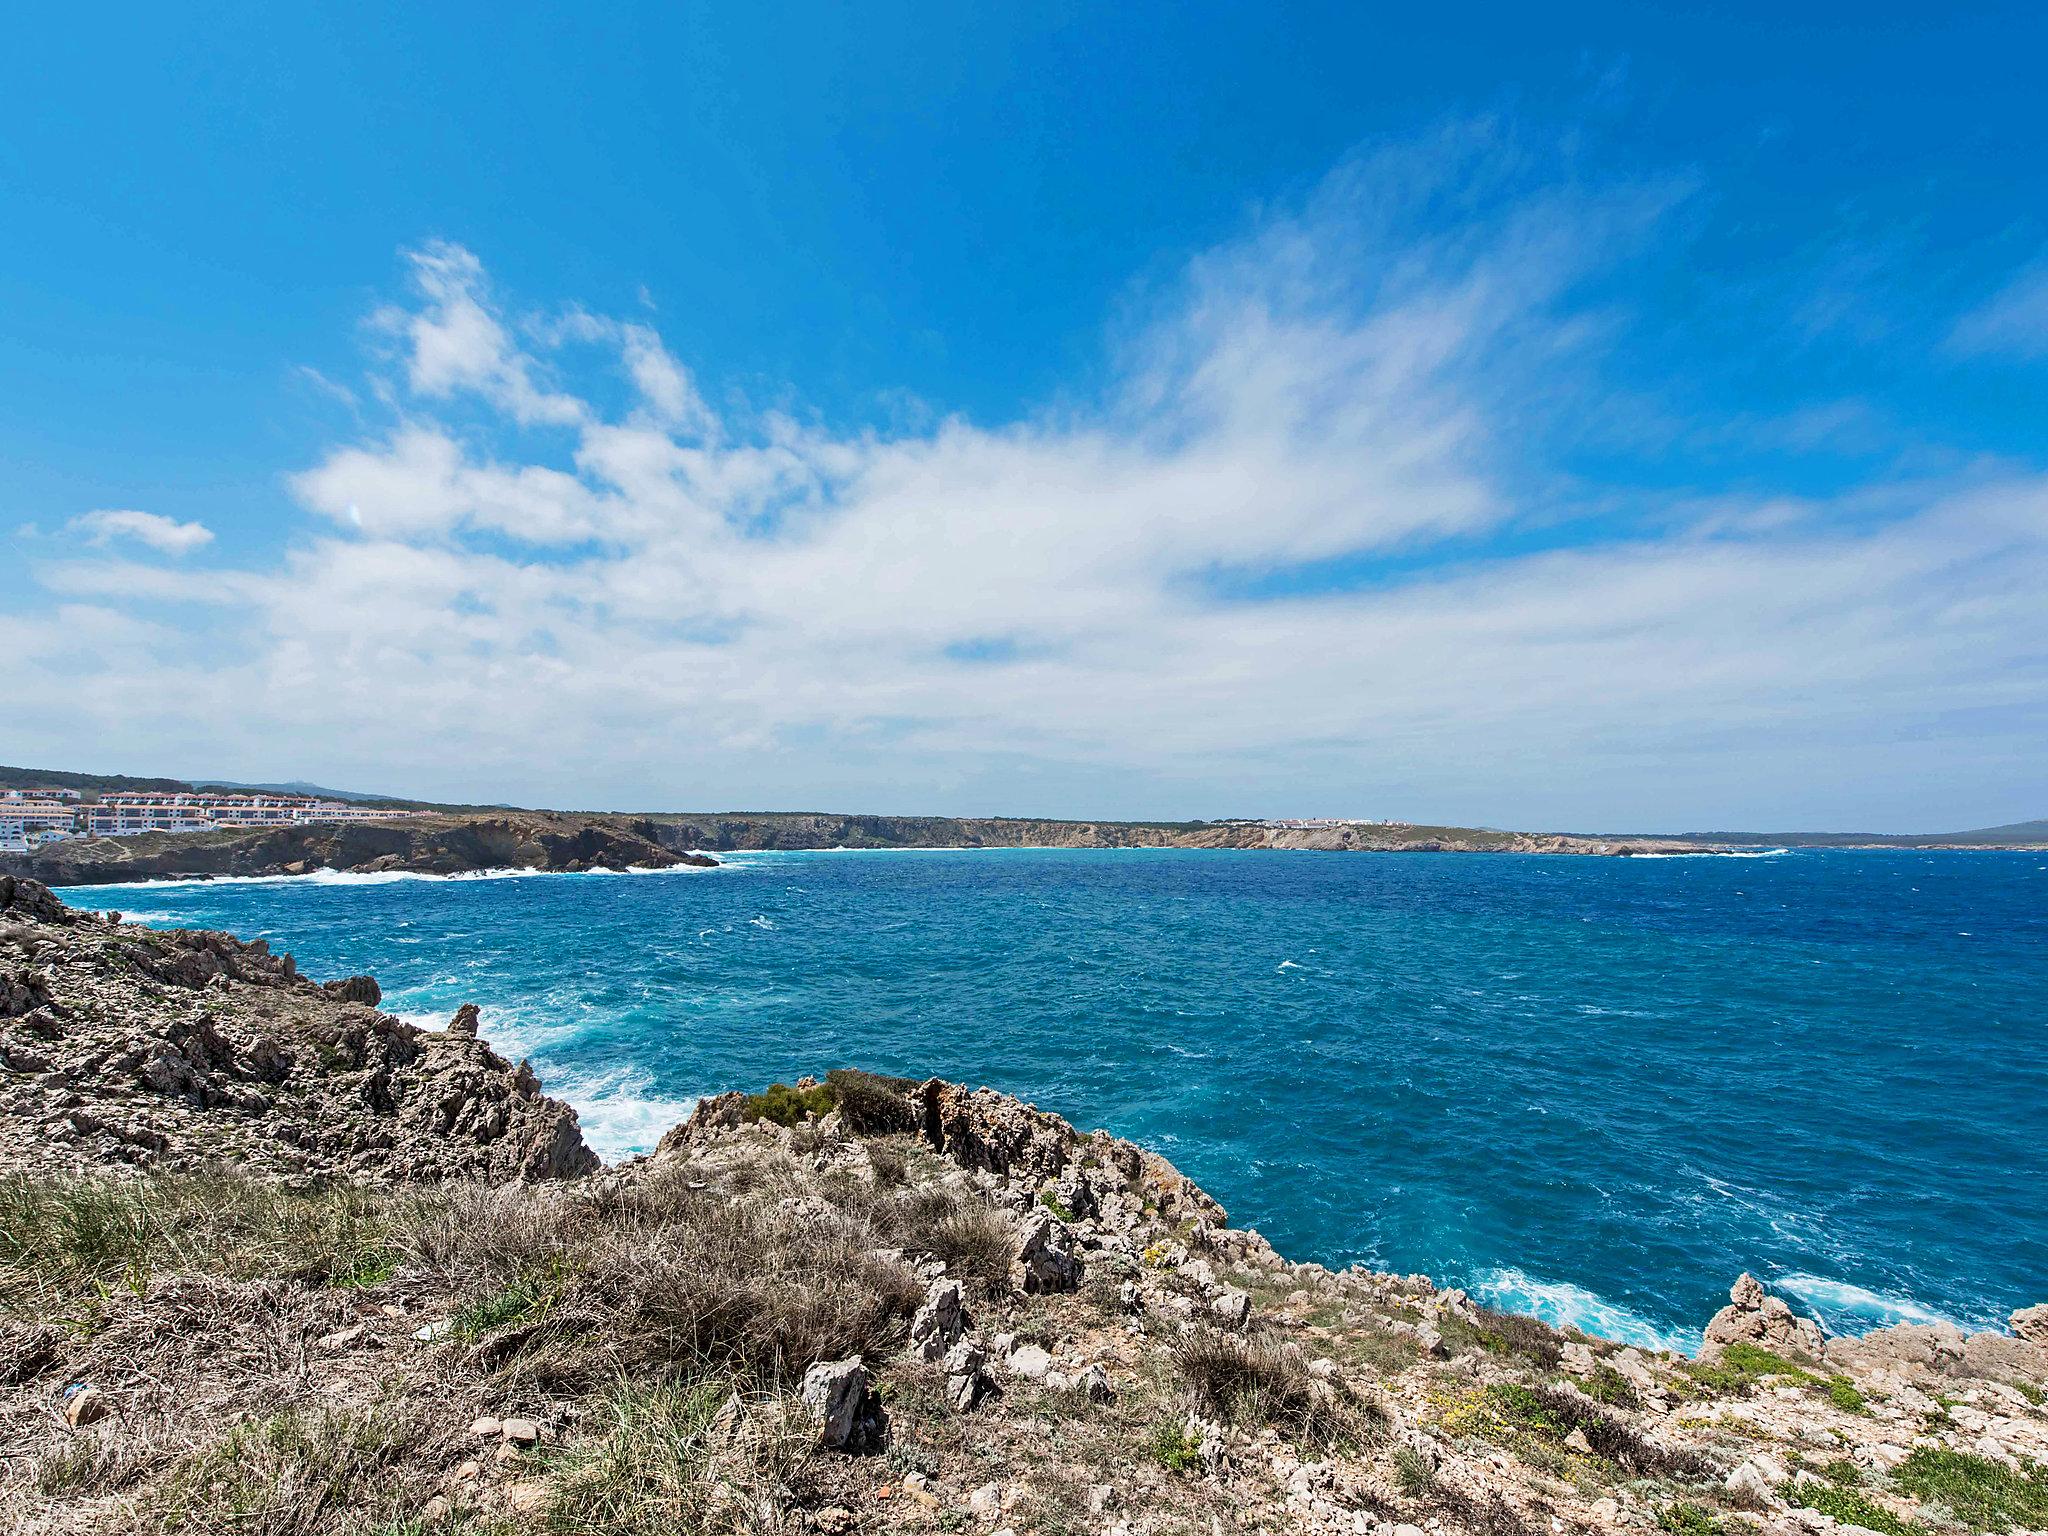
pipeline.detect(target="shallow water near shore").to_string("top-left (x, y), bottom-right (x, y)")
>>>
top-left (70, 847), bottom-right (2048, 1353)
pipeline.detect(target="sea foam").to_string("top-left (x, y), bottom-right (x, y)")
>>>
top-left (1472, 1268), bottom-right (1701, 1354)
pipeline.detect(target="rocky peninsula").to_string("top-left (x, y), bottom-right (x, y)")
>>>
top-left (2, 808), bottom-right (1707, 888)
top-left (3, 877), bottom-right (2045, 1536)
top-left (0, 811), bottom-right (718, 887)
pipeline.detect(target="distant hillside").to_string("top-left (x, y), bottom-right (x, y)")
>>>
top-left (0, 764), bottom-right (415, 807)
top-left (192, 778), bottom-right (405, 805)
top-left (0, 765), bottom-right (189, 795)
top-left (1653, 820), bottom-right (2048, 848)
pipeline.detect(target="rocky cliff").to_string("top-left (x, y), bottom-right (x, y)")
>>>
top-left (3, 812), bottom-right (717, 887)
top-left (2, 884), bottom-right (2042, 1536)
top-left (0, 875), bottom-right (595, 1182)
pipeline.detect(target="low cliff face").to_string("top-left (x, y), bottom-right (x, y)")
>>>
top-left (641, 812), bottom-right (1708, 857)
top-left (0, 875), bottom-right (595, 1182)
top-left (3, 812), bottom-right (717, 887)
top-left (3, 884), bottom-right (2043, 1536)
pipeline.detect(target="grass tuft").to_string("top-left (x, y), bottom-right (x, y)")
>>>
top-left (1174, 1329), bottom-right (1377, 1452)
top-left (1893, 1446), bottom-right (2048, 1533)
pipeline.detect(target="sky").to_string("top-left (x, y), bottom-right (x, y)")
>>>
top-left (4, 4), bottom-right (2047, 831)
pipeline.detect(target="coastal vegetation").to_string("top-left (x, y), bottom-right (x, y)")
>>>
top-left (3, 877), bottom-right (2047, 1536)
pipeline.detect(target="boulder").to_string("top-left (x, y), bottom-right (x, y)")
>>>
top-left (2012, 1304), bottom-right (2048, 1345)
top-left (321, 975), bottom-right (382, 1007)
top-left (800, 1356), bottom-right (884, 1450)
top-left (1212, 1288), bottom-right (1253, 1329)
top-left (943, 1337), bottom-right (996, 1412)
top-left (910, 1279), bottom-right (966, 1362)
top-left (1701, 1273), bottom-right (1825, 1361)
top-left (1012, 1209), bottom-right (1082, 1295)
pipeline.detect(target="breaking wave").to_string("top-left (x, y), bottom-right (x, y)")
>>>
top-left (1472, 1268), bottom-right (1701, 1354)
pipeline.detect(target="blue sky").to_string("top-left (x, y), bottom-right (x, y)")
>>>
top-left (4, 4), bottom-right (2047, 828)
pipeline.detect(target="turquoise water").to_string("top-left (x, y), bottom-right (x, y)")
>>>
top-left (70, 848), bottom-right (2047, 1352)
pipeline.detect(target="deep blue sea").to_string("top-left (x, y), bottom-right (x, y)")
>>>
top-left (66, 847), bottom-right (2047, 1353)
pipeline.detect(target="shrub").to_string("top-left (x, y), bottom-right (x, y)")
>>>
top-left (1145, 1416), bottom-right (1203, 1472)
top-left (824, 1068), bottom-right (923, 1135)
top-left (1174, 1329), bottom-right (1376, 1452)
top-left (1893, 1447), bottom-right (2048, 1532)
top-left (1584, 1363), bottom-right (1641, 1408)
top-left (481, 1195), bottom-right (923, 1389)
top-left (1656, 1502), bottom-right (1725, 1536)
top-left (1438, 1305), bottom-right (1567, 1369)
top-left (742, 1081), bottom-right (836, 1128)
top-left (866, 1141), bottom-right (910, 1187)
top-left (1486, 1383), bottom-right (1719, 1481)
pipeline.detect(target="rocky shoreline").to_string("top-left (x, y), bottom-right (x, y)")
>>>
top-left (2, 810), bottom-right (1711, 888)
top-left (3, 877), bottom-right (2044, 1536)
top-left (0, 811), bottom-right (719, 887)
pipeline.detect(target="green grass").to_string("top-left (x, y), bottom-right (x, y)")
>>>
top-left (1655, 1502), bottom-right (1726, 1536)
top-left (1145, 1416), bottom-right (1203, 1473)
top-left (540, 1376), bottom-right (795, 1535)
top-left (0, 1174), bottom-right (399, 1311)
top-left (1790, 1482), bottom-right (1922, 1536)
top-left (1826, 1375), bottom-right (1868, 1413)
top-left (152, 1403), bottom-right (423, 1534)
top-left (1893, 1447), bottom-right (2048, 1533)
top-left (2009, 1379), bottom-right (2044, 1407)
top-left (1687, 1342), bottom-right (1818, 1393)
top-left (1393, 1446), bottom-right (1437, 1497)
top-left (453, 1259), bottom-right (569, 1341)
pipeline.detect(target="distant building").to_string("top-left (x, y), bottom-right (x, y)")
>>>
top-left (69, 790), bottom-right (421, 839)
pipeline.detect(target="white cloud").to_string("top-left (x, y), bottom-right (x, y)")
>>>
top-left (1948, 261), bottom-right (2048, 361)
top-left (66, 509), bottom-right (215, 555)
top-left (15, 136), bottom-right (2048, 828)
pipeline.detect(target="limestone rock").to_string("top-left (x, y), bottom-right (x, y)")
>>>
top-left (2012, 1304), bottom-right (2048, 1344)
top-left (1012, 1209), bottom-right (1082, 1294)
top-left (801, 1356), bottom-right (884, 1450)
top-left (910, 1278), bottom-right (966, 1361)
top-left (1212, 1287), bottom-right (1252, 1329)
top-left (1701, 1273), bottom-right (1826, 1361)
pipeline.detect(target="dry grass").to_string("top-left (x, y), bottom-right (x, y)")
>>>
top-left (918, 1202), bottom-right (1016, 1300)
top-left (1174, 1328), bottom-right (1380, 1452)
top-left (541, 1375), bottom-right (814, 1535)
top-left (0, 1174), bottom-right (399, 1314)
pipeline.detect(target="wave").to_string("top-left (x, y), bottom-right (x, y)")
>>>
top-left (544, 1063), bottom-right (698, 1163)
top-left (63, 862), bottom-right (714, 896)
top-left (1471, 1267), bottom-right (1700, 1354)
top-left (1773, 1273), bottom-right (1961, 1334)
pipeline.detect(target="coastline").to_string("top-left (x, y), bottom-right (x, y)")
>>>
top-left (5, 874), bottom-right (2046, 1535)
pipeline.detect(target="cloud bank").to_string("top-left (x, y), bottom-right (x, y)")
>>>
top-left (12, 133), bottom-right (2047, 828)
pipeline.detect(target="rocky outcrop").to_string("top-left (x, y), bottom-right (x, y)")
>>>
top-left (3, 813), bottom-right (717, 887)
top-left (1700, 1272), bottom-right (1828, 1361)
top-left (0, 879), bottom-right (596, 1183)
top-left (2015, 1304), bottom-right (2048, 1344)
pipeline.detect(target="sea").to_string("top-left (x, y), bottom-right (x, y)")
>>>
top-left (65, 846), bottom-right (2047, 1355)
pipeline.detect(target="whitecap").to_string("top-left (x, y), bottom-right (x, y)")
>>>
top-left (1471, 1267), bottom-right (1699, 1354)
top-left (1773, 1273), bottom-right (1959, 1333)
top-left (537, 1062), bottom-right (698, 1163)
